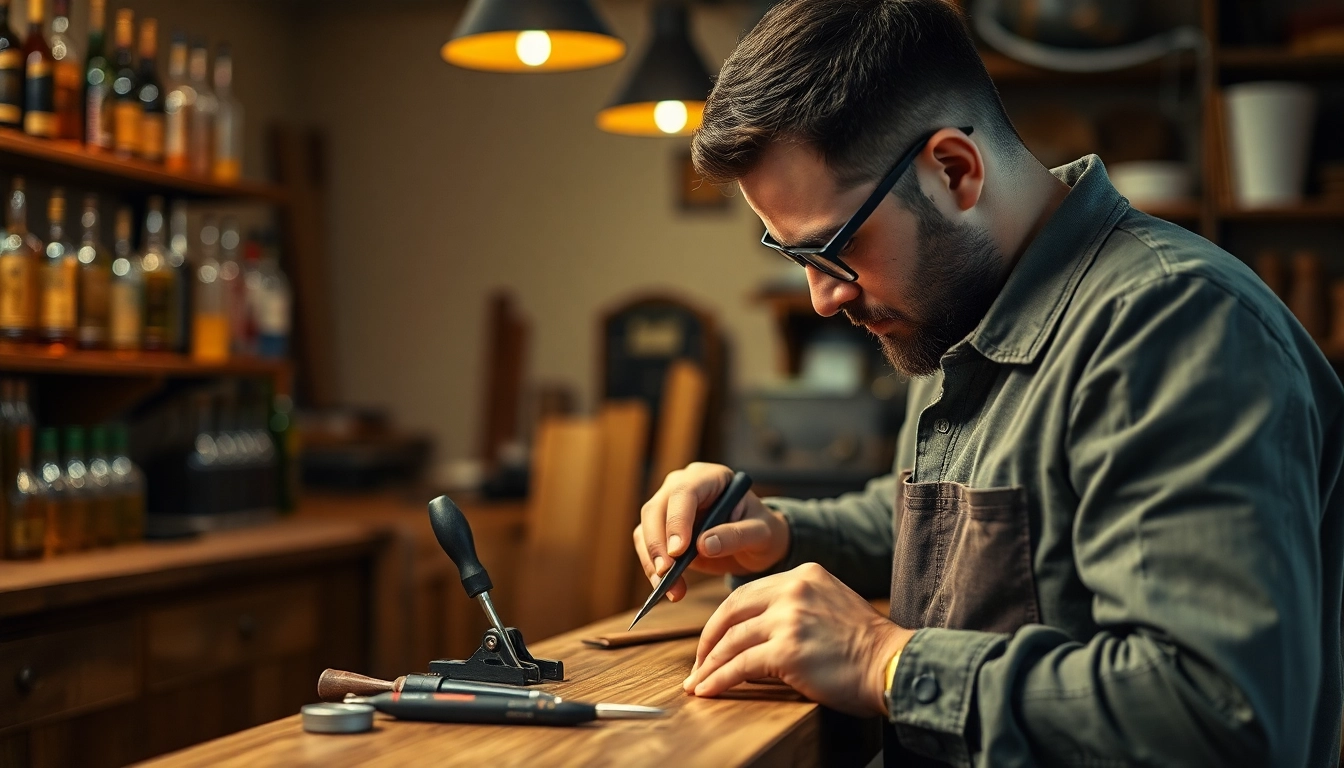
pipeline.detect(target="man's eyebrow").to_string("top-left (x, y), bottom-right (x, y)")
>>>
top-left (775, 221), bottom-right (846, 249)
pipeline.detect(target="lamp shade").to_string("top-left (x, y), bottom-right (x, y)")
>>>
top-left (442, 0), bottom-right (626, 73)
top-left (597, 2), bottom-right (713, 136)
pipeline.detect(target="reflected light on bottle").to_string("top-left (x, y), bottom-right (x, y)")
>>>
top-left (515, 30), bottom-right (552, 67)
top-left (653, 100), bottom-right (688, 134)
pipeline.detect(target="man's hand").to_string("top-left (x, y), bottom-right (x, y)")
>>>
top-left (682, 562), bottom-right (915, 717)
top-left (633, 463), bottom-right (790, 603)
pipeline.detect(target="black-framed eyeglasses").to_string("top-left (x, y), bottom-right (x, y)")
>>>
top-left (760, 126), bottom-right (974, 282)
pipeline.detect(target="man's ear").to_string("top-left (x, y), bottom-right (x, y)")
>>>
top-left (918, 127), bottom-right (984, 215)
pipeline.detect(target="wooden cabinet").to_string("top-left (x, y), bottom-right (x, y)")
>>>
top-left (0, 520), bottom-right (383, 768)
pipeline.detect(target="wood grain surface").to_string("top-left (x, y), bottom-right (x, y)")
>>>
top-left (137, 582), bottom-right (882, 768)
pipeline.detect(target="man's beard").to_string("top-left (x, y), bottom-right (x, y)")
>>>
top-left (843, 196), bottom-right (1003, 377)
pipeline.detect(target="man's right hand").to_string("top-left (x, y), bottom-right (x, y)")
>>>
top-left (633, 462), bottom-right (791, 603)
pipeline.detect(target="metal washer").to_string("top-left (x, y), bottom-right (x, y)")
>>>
top-left (302, 702), bottom-right (375, 734)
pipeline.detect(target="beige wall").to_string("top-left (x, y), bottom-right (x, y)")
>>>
top-left (292, 1), bottom-right (789, 470)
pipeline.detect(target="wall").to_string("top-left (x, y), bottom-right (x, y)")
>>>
top-left (292, 1), bottom-right (789, 472)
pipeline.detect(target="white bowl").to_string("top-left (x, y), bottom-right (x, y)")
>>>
top-left (1109, 161), bottom-right (1193, 207)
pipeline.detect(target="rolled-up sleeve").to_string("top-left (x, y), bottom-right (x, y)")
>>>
top-left (886, 275), bottom-right (1328, 767)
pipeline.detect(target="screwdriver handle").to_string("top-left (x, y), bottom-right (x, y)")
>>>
top-left (428, 496), bottom-right (493, 598)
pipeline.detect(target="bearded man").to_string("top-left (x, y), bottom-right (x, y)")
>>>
top-left (632, 1), bottom-right (1344, 765)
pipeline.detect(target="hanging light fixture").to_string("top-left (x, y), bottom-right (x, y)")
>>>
top-left (442, 0), bottom-right (626, 73)
top-left (596, 1), bottom-right (713, 137)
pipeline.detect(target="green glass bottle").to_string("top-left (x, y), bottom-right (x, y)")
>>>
top-left (38, 428), bottom-right (78, 554)
top-left (87, 426), bottom-right (116, 546)
top-left (62, 427), bottom-right (92, 551)
top-left (7, 416), bottom-right (46, 559)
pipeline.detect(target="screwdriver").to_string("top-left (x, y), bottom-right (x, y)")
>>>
top-left (345, 691), bottom-right (665, 726)
top-left (629, 471), bottom-right (753, 630)
top-left (318, 668), bottom-right (562, 704)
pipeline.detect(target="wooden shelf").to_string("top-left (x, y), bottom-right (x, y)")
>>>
top-left (0, 346), bottom-right (290, 379)
top-left (1136, 201), bottom-right (1204, 222)
top-left (981, 50), bottom-right (1195, 84)
top-left (1218, 49), bottom-right (1344, 79)
top-left (0, 128), bottom-right (286, 203)
top-left (1219, 201), bottom-right (1344, 222)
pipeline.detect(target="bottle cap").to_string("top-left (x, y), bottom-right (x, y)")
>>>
top-left (300, 702), bottom-right (374, 734)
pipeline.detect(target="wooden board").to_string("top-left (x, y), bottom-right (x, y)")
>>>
top-left (137, 581), bottom-right (882, 768)
top-left (589, 401), bottom-right (651, 618)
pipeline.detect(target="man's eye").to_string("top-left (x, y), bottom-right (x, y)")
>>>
top-left (841, 238), bottom-right (857, 255)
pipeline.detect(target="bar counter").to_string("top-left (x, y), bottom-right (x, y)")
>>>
top-left (138, 582), bottom-right (882, 768)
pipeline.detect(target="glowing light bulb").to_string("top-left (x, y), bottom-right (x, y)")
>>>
top-left (515, 30), bottom-right (552, 67)
top-left (653, 100), bottom-right (688, 134)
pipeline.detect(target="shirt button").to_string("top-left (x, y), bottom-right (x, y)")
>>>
top-left (934, 418), bottom-right (950, 434)
top-left (913, 673), bottom-right (940, 704)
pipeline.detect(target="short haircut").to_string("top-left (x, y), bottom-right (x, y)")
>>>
top-left (692, 0), bottom-right (1019, 192)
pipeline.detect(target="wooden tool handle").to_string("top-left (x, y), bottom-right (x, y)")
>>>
top-left (581, 624), bottom-right (703, 649)
top-left (317, 668), bottom-right (403, 701)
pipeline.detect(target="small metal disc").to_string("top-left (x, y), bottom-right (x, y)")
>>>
top-left (302, 702), bottom-right (375, 734)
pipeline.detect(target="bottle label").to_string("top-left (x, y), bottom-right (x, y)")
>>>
top-left (24, 58), bottom-right (56, 137)
top-left (259, 289), bottom-right (290, 333)
top-left (110, 279), bottom-right (141, 348)
top-left (141, 113), bottom-right (165, 161)
top-left (80, 266), bottom-right (111, 327)
top-left (86, 86), bottom-right (112, 147)
top-left (0, 253), bottom-right (35, 329)
top-left (0, 48), bottom-right (22, 125)
top-left (41, 257), bottom-right (78, 330)
top-left (114, 100), bottom-right (140, 154)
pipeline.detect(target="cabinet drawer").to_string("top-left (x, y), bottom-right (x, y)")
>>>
top-left (146, 580), bottom-right (318, 689)
top-left (0, 619), bottom-right (140, 732)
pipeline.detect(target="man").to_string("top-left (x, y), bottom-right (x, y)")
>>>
top-left (632, 1), bottom-right (1344, 765)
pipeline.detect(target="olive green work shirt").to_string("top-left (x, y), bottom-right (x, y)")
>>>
top-left (762, 156), bottom-right (1344, 767)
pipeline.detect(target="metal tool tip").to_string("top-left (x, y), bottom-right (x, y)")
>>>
top-left (596, 703), bottom-right (668, 719)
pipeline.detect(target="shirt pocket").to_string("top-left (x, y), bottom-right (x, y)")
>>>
top-left (890, 470), bottom-right (1040, 634)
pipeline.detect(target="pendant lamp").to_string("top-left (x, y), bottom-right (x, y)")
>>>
top-left (443, 0), bottom-right (626, 73)
top-left (596, 2), bottom-right (713, 136)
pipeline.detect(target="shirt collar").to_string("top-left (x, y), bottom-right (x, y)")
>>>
top-left (967, 154), bottom-right (1129, 365)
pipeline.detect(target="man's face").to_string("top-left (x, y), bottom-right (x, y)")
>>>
top-left (739, 141), bottom-right (1002, 377)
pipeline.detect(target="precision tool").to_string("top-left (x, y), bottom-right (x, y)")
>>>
top-left (318, 668), bottom-right (563, 704)
top-left (427, 495), bottom-right (564, 685)
top-left (629, 470), bottom-right (753, 630)
top-left (343, 691), bottom-right (666, 726)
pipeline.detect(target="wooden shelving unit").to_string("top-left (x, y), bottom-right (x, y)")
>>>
top-left (1217, 49), bottom-right (1344, 79)
top-left (0, 346), bottom-right (290, 386)
top-left (0, 129), bottom-right (285, 202)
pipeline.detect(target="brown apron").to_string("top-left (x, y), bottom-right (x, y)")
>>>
top-left (884, 470), bottom-right (1040, 767)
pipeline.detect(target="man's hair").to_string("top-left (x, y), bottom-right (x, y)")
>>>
top-left (692, 0), bottom-right (1019, 192)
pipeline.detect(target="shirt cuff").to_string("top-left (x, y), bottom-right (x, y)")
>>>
top-left (884, 627), bottom-right (1005, 768)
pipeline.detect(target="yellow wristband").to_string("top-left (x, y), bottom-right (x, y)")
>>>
top-left (883, 646), bottom-right (904, 699)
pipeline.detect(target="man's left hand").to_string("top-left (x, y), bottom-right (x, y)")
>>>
top-left (682, 562), bottom-right (915, 717)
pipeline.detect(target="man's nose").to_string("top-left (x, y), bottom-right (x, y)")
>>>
top-left (806, 266), bottom-right (860, 317)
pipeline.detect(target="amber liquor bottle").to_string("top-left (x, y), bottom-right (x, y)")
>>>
top-left (139, 196), bottom-right (176, 351)
top-left (83, 0), bottom-right (112, 148)
top-left (50, 0), bottom-right (81, 140)
top-left (6, 408), bottom-right (46, 559)
top-left (39, 188), bottom-right (77, 344)
top-left (136, 17), bottom-right (163, 163)
top-left (110, 9), bottom-right (138, 157)
top-left (0, 177), bottom-right (40, 341)
top-left (108, 207), bottom-right (141, 351)
top-left (22, 0), bottom-right (56, 138)
top-left (0, 0), bottom-right (22, 129)
top-left (77, 195), bottom-right (111, 349)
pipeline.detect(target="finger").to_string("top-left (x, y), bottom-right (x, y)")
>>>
top-left (664, 465), bottom-right (733, 559)
top-left (693, 579), bottom-right (773, 670)
top-left (693, 644), bottom-right (776, 698)
top-left (632, 525), bottom-right (657, 584)
top-left (698, 517), bottom-right (774, 560)
top-left (683, 615), bottom-right (769, 692)
top-left (665, 576), bottom-right (687, 603)
top-left (639, 484), bottom-right (673, 577)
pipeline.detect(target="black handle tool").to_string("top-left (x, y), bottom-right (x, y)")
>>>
top-left (345, 692), bottom-right (665, 726)
top-left (629, 471), bottom-right (753, 630)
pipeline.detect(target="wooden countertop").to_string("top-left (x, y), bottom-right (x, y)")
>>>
top-left (137, 581), bottom-right (882, 768)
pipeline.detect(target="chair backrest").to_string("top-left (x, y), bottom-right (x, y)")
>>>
top-left (588, 401), bottom-right (652, 620)
top-left (646, 359), bottom-right (709, 498)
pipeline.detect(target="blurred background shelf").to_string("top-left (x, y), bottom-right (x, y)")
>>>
top-left (0, 347), bottom-right (290, 382)
top-left (980, 50), bottom-right (1194, 84)
top-left (1218, 201), bottom-right (1344, 221)
top-left (1217, 49), bottom-right (1344, 79)
top-left (0, 130), bottom-right (286, 202)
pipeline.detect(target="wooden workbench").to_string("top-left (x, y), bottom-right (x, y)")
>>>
top-left (138, 582), bottom-right (883, 768)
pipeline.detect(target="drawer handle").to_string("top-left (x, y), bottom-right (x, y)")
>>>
top-left (15, 665), bottom-right (37, 695)
top-left (238, 614), bottom-right (258, 640)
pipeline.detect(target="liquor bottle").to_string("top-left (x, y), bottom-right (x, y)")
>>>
top-left (110, 8), bottom-right (137, 157)
top-left (109, 424), bottom-right (144, 541)
top-left (219, 215), bottom-right (246, 353)
top-left (76, 195), bottom-right (111, 349)
top-left (187, 40), bottom-right (214, 177)
top-left (136, 17), bottom-right (163, 163)
top-left (192, 214), bottom-right (228, 362)
top-left (22, 0), bottom-right (56, 138)
top-left (0, 177), bottom-right (40, 341)
top-left (256, 233), bottom-right (291, 358)
top-left (139, 197), bottom-right (174, 351)
top-left (37, 427), bottom-right (76, 554)
top-left (83, 0), bottom-right (112, 149)
top-left (6, 404), bottom-right (45, 559)
top-left (86, 425), bottom-right (115, 545)
top-left (0, 0), bottom-right (22, 129)
top-left (212, 43), bottom-right (242, 183)
top-left (62, 426), bottom-right (91, 550)
top-left (163, 31), bottom-right (192, 173)
top-left (39, 188), bottom-right (77, 344)
top-left (108, 206), bottom-right (140, 351)
top-left (50, 0), bottom-right (80, 140)
top-left (239, 233), bottom-right (261, 355)
top-left (167, 201), bottom-right (190, 351)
